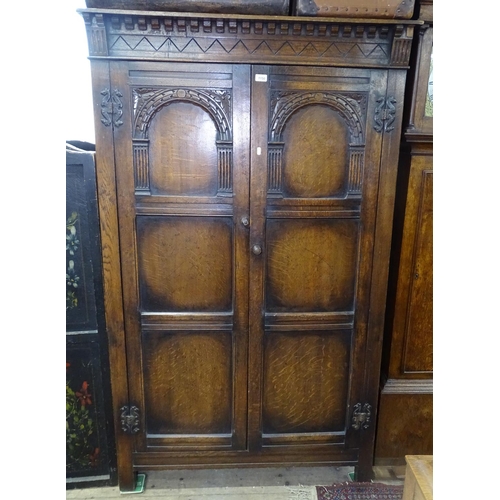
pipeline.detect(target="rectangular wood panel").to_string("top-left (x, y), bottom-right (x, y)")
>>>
top-left (266, 219), bottom-right (359, 312)
top-left (403, 168), bottom-right (433, 373)
top-left (262, 331), bottom-right (351, 434)
top-left (388, 154), bottom-right (433, 377)
top-left (142, 331), bottom-right (233, 435)
top-left (137, 216), bottom-right (233, 312)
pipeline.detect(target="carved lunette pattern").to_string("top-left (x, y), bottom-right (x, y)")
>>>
top-left (132, 87), bottom-right (233, 195)
top-left (268, 91), bottom-right (366, 196)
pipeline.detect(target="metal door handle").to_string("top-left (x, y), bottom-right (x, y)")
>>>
top-left (241, 217), bottom-right (249, 227)
top-left (252, 244), bottom-right (262, 255)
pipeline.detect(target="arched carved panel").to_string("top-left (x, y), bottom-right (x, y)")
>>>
top-left (268, 91), bottom-right (366, 197)
top-left (131, 87), bottom-right (233, 196)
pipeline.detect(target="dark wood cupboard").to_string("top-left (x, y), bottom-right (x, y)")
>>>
top-left (375, 0), bottom-right (433, 462)
top-left (80, 7), bottom-right (419, 491)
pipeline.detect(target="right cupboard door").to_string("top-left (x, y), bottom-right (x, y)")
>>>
top-left (248, 65), bottom-right (388, 464)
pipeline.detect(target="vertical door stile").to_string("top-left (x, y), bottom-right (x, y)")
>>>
top-left (231, 64), bottom-right (252, 450)
top-left (345, 69), bottom-right (388, 458)
top-left (109, 60), bottom-right (147, 452)
top-left (357, 68), bottom-right (409, 478)
top-left (247, 65), bottom-right (270, 451)
top-left (90, 58), bottom-right (134, 491)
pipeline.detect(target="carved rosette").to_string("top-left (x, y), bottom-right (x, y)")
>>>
top-left (132, 87), bottom-right (233, 196)
top-left (268, 91), bottom-right (366, 197)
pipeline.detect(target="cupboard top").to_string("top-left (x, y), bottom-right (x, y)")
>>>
top-left (79, 8), bottom-right (421, 68)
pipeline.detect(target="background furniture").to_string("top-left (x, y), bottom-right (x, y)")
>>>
top-left (375, 0), bottom-right (433, 463)
top-left (402, 455), bottom-right (433, 500)
top-left (66, 142), bottom-right (117, 488)
top-left (80, 6), bottom-right (419, 491)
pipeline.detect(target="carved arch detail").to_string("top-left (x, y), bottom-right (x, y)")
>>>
top-left (268, 91), bottom-right (367, 197)
top-left (131, 87), bottom-right (233, 196)
top-left (269, 91), bottom-right (365, 145)
top-left (133, 88), bottom-right (232, 141)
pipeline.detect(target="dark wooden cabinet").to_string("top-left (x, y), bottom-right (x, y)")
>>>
top-left (80, 8), bottom-right (419, 491)
top-left (375, 0), bottom-right (433, 462)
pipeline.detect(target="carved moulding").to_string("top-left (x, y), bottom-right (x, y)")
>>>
top-left (132, 87), bottom-right (233, 196)
top-left (268, 91), bottom-right (367, 197)
top-left (80, 10), bottom-right (418, 68)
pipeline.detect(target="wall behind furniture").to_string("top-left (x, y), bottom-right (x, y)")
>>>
top-left (64, 0), bottom-right (95, 143)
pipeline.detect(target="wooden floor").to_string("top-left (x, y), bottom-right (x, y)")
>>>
top-left (66, 465), bottom-right (406, 499)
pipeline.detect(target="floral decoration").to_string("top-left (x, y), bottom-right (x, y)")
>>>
top-left (66, 212), bottom-right (80, 310)
top-left (66, 362), bottom-right (100, 471)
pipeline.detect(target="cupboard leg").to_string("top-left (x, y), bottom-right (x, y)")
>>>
top-left (118, 468), bottom-right (136, 493)
top-left (354, 461), bottom-right (374, 482)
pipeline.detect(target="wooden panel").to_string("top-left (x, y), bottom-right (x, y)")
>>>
top-left (148, 102), bottom-right (219, 196)
top-left (387, 153), bottom-right (433, 377)
top-left (375, 392), bottom-right (433, 459)
top-left (262, 331), bottom-right (350, 433)
top-left (143, 331), bottom-right (233, 435)
top-left (282, 105), bottom-right (349, 198)
top-left (403, 168), bottom-right (433, 372)
top-left (266, 219), bottom-right (359, 312)
top-left (137, 216), bottom-right (233, 312)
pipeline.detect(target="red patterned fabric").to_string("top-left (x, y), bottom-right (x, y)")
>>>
top-left (316, 481), bottom-right (403, 500)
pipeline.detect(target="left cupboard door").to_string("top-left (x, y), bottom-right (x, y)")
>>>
top-left (109, 61), bottom-right (251, 457)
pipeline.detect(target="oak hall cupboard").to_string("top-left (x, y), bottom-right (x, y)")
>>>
top-left (80, 8), bottom-right (419, 491)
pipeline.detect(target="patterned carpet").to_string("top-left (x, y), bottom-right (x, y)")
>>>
top-left (316, 481), bottom-right (404, 500)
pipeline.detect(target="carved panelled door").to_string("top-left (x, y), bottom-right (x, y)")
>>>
top-left (110, 61), bottom-right (388, 465)
top-left (111, 61), bottom-right (251, 454)
top-left (248, 65), bottom-right (387, 464)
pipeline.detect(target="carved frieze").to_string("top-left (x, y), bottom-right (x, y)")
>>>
top-left (80, 11), bottom-right (417, 67)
